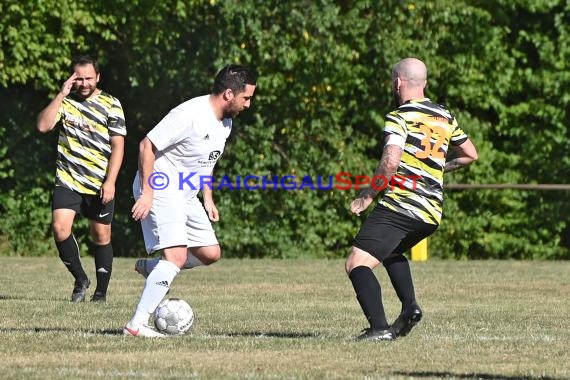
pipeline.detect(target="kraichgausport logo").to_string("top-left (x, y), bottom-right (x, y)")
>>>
top-left (147, 172), bottom-right (422, 191)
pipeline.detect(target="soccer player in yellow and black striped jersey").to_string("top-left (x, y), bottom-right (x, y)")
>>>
top-left (346, 58), bottom-right (478, 341)
top-left (37, 55), bottom-right (126, 303)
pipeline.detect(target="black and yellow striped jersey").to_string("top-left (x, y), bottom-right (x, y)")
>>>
top-left (379, 98), bottom-right (468, 225)
top-left (55, 91), bottom-right (126, 195)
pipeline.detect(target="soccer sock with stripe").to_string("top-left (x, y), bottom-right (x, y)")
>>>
top-left (56, 234), bottom-right (88, 283)
top-left (348, 266), bottom-right (389, 329)
top-left (143, 257), bottom-right (160, 274)
top-left (129, 259), bottom-right (180, 327)
top-left (183, 253), bottom-right (205, 269)
top-left (93, 243), bottom-right (113, 295)
top-left (382, 254), bottom-right (417, 309)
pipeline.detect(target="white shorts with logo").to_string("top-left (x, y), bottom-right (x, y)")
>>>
top-left (137, 190), bottom-right (219, 254)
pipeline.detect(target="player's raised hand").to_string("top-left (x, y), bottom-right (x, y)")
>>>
top-left (60, 73), bottom-right (77, 97)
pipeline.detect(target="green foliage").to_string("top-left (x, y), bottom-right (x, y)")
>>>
top-left (0, 188), bottom-right (52, 256)
top-left (0, 0), bottom-right (569, 259)
top-left (0, 0), bottom-right (120, 91)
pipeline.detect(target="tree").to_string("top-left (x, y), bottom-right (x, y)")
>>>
top-left (1, 0), bottom-right (568, 259)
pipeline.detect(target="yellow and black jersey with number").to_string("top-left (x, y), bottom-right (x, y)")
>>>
top-left (55, 91), bottom-right (126, 195)
top-left (379, 98), bottom-right (468, 225)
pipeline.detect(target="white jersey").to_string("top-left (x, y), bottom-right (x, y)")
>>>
top-left (134, 95), bottom-right (232, 199)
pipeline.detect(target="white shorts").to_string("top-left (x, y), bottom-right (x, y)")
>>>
top-left (137, 191), bottom-right (219, 254)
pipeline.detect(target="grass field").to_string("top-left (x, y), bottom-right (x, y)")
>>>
top-left (0, 257), bottom-right (568, 380)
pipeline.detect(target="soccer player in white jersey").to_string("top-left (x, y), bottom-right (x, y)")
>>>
top-left (124, 65), bottom-right (257, 337)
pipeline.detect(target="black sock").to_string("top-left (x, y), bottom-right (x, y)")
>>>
top-left (56, 234), bottom-right (88, 283)
top-left (93, 243), bottom-right (113, 295)
top-left (383, 255), bottom-right (417, 310)
top-left (348, 266), bottom-right (389, 329)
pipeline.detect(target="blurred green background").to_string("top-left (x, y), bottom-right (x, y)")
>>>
top-left (1, 0), bottom-right (568, 259)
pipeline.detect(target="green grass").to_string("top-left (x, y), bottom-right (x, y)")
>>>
top-left (0, 257), bottom-right (568, 379)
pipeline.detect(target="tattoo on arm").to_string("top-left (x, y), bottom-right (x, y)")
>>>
top-left (445, 140), bottom-right (477, 173)
top-left (363, 145), bottom-right (402, 199)
top-left (444, 159), bottom-right (464, 173)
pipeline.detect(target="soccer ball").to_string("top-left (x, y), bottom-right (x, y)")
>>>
top-left (153, 298), bottom-right (194, 335)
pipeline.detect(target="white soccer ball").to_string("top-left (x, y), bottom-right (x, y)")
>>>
top-left (153, 298), bottom-right (194, 335)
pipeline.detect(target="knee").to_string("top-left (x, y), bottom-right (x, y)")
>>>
top-left (345, 249), bottom-right (357, 275)
top-left (345, 247), bottom-right (379, 275)
top-left (203, 246), bottom-right (222, 265)
top-left (90, 225), bottom-right (111, 245)
top-left (193, 245), bottom-right (221, 265)
top-left (91, 232), bottom-right (111, 245)
top-left (345, 255), bottom-right (355, 275)
top-left (52, 221), bottom-right (71, 242)
top-left (171, 255), bottom-right (188, 269)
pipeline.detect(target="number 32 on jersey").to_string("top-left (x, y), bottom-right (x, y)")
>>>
top-left (415, 122), bottom-right (450, 159)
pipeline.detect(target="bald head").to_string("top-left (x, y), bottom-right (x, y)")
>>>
top-left (391, 58), bottom-right (427, 105)
top-left (392, 58), bottom-right (427, 88)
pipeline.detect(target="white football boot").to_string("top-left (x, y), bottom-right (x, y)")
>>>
top-left (123, 323), bottom-right (166, 338)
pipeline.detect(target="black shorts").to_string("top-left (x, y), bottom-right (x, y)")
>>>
top-left (51, 186), bottom-right (115, 224)
top-left (353, 205), bottom-right (438, 262)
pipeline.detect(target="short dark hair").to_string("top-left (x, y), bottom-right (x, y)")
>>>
top-left (71, 54), bottom-right (100, 74)
top-left (212, 64), bottom-right (257, 95)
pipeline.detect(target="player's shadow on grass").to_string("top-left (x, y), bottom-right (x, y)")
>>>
top-left (97, 330), bottom-right (319, 338)
top-left (0, 327), bottom-right (126, 335)
top-left (0, 327), bottom-right (70, 333)
top-left (394, 371), bottom-right (560, 380)
top-left (212, 331), bottom-right (318, 339)
top-left (0, 294), bottom-right (28, 300)
top-left (0, 294), bottom-right (79, 302)
top-left (0, 327), bottom-right (319, 337)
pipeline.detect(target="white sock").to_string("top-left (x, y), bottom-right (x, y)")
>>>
top-left (183, 252), bottom-right (205, 269)
top-left (129, 260), bottom-right (180, 327)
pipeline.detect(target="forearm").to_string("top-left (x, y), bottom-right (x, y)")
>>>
top-left (365, 161), bottom-right (397, 199)
top-left (105, 136), bottom-right (125, 184)
top-left (202, 186), bottom-right (214, 204)
top-left (202, 171), bottom-right (214, 203)
top-left (37, 93), bottom-right (65, 133)
top-left (445, 139), bottom-right (478, 173)
top-left (362, 145), bottom-right (402, 199)
top-left (138, 138), bottom-right (156, 195)
top-left (444, 157), bottom-right (475, 173)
